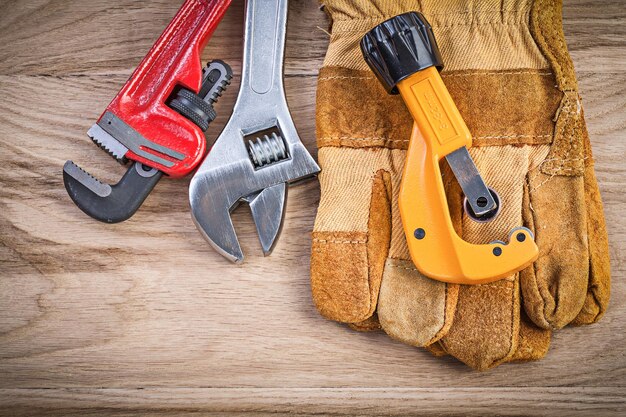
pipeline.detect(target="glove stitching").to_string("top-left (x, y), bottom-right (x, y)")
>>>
top-left (443, 71), bottom-right (553, 77)
top-left (436, 22), bottom-right (526, 30)
top-left (386, 263), bottom-right (514, 290)
top-left (387, 263), bottom-right (419, 273)
top-left (318, 72), bottom-right (553, 81)
top-left (333, 20), bottom-right (530, 34)
top-left (426, 9), bottom-right (532, 16)
top-left (328, 10), bottom-right (532, 21)
top-left (475, 134), bottom-right (552, 140)
top-left (319, 136), bottom-right (409, 143)
top-left (319, 134), bottom-right (552, 142)
top-left (318, 76), bottom-right (374, 80)
top-left (546, 100), bottom-right (581, 173)
top-left (312, 238), bottom-right (366, 244)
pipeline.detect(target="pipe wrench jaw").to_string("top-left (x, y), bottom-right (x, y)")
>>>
top-left (64, 59), bottom-right (233, 223)
top-left (361, 12), bottom-right (539, 284)
top-left (63, 160), bottom-right (162, 224)
top-left (63, 0), bottom-right (233, 222)
top-left (63, 116), bottom-right (170, 223)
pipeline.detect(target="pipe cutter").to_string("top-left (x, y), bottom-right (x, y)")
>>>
top-left (189, 0), bottom-right (320, 263)
top-left (361, 12), bottom-right (539, 284)
top-left (63, 0), bottom-right (233, 223)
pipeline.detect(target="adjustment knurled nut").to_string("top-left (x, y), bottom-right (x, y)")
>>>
top-left (360, 12), bottom-right (444, 94)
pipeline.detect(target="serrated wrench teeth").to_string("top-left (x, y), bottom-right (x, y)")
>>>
top-left (87, 124), bottom-right (129, 163)
top-left (63, 161), bottom-right (112, 198)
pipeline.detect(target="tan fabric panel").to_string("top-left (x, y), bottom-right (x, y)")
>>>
top-left (321, 0), bottom-right (548, 71)
top-left (463, 145), bottom-right (550, 244)
top-left (314, 147), bottom-right (405, 233)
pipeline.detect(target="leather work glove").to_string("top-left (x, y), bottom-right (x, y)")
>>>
top-left (310, 0), bottom-right (610, 370)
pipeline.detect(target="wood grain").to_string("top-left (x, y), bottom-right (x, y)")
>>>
top-left (0, 0), bottom-right (625, 415)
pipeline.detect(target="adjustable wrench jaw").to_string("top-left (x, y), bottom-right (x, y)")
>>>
top-left (189, 105), bottom-right (319, 263)
top-left (63, 0), bottom-right (233, 223)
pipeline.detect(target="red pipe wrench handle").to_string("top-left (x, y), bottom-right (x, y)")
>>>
top-left (102, 0), bottom-right (232, 178)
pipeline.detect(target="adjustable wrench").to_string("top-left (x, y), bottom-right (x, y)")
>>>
top-left (63, 0), bottom-right (233, 223)
top-left (189, 0), bottom-right (320, 263)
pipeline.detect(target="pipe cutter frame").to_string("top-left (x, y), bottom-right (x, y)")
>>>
top-left (361, 12), bottom-right (539, 284)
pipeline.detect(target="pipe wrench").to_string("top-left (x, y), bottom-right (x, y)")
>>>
top-left (63, 0), bottom-right (233, 223)
top-left (361, 12), bottom-right (538, 284)
top-left (189, 0), bottom-right (320, 263)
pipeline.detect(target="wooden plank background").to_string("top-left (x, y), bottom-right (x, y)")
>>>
top-left (0, 0), bottom-right (624, 415)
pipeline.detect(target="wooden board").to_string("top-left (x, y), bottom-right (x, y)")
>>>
top-left (0, 0), bottom-right (625, 415)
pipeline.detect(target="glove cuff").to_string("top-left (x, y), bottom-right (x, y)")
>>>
top-left (322, 0), bottom-right (547, 72)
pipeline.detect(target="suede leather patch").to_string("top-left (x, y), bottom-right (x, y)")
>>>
top-left (311, 230), bottom-right (372, 322)
top-left (521, 168), bottom-right (589, 330)
top-left (531, 0), bottom-right (577, 92)
top-left (531, 0), bottom-right (587, 177)
top-left (317, 67), bottom-right (561, 150)
top-left (426, 310), bottom-right (551, 364)
top-left (310, 169), bottom-right (392, 324)
top-left (316, 67), bottom-right (412, 150)
top-left (378, 258), bottom-right (456, 347)
top-left (540, 92), bottom-right (586, 176)
top-left (509, 310), bottom-right (551, 362)
top-left (440, 279), bottom-right (520, 371)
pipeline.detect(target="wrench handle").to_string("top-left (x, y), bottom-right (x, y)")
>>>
top-left (103, 0), bottom-right (232, 178)
top-left (240, 0), bottom-right (288, 95)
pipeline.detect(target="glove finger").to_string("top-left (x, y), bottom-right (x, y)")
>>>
top-left (440, 145), bottom-right (549, 371)
top-left (509, 309), bottom-right (552, 362)
top-left (378, 259), bottom-right (458, 346)
top-left (521, 103), bottom-right (610, 329)
top-left (311, 64), bottom-right (414, 324)
top-left (571, 157), bottom-right (610, 325)
top-left (520, 0), bottom-right (610, 329)
top-left (521, 171), bottom-right (588, 329)
top-left (377, 160), bottom-right (462, 347)
top-left (311, 147), bottom-right (392, 323)
top-left (426, 310), bottom-right (551, 363)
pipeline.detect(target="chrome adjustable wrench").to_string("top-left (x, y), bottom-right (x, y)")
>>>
top-left (190, 0), bottom-right (320, 263)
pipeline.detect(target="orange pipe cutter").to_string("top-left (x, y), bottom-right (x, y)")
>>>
top-left (361, 12), bottom-right (538, 284)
